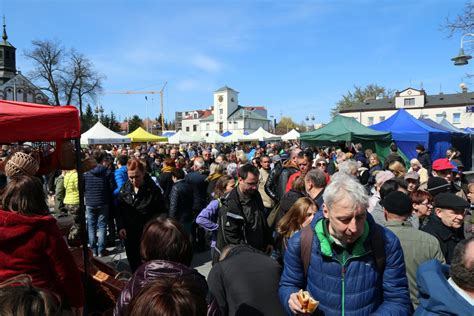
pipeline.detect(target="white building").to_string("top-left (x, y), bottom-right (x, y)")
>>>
top-left (178, 86), bottom-right (270, 137)
top-left (340, 87), bottom-right (473, 128)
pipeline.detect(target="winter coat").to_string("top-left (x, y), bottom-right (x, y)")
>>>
top-left (116, 174), bottom-right (165, 234)
top-left (84, 165), bottom-right (113, 207)
top-left (0, 210), bottom-right (84, 308)
top-left (169, 179), bottom-right (194, 223)
top-left (216, 187), bottom-right (273, 253)
top-left (196, 199), bottom-right (220, 248)
top-left (186, 170), bottom-right (209, 212)
top-left (159, 169), bottom-right (174, 210)
top-left (277, 161), bottom-right (299, 200)
top-left (417, 151), bottom-right (432, 174)
top-left (114, 259), bottom-right (219, 316)
top-left (258, 167), bottom-right (274, 209)
top-left (279, 212), bottom-right (411, 316)
top-left (421, 214), bottom-right (465, 264)
top-left (385, 220), bottom-right (446, 309)
top-left (415, 259), bottom-right (473, 315)
top-left (264, 161), bottom-right (283, 202)
top-left (208, 245), bottom-right (286, 316)
top-left (63, 170), bottom-right (79, 205)
top-left (114, 166), bottom-right (128, 197)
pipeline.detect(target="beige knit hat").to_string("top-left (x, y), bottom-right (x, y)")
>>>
top-left (4, 152), bottom-right (40, 177)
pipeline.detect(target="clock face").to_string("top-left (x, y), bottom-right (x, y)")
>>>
top-left (231, 98), bottom-right (235, 102)
top-left (218, 95), bottom-right (223, 102)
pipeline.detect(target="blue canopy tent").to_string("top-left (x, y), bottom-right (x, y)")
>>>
top-left (419, 118), bottom-right (472, 170)
top-left (370, 109), bottom-right (452, 162)
top-left (221, 131), bottom-right (232, 137)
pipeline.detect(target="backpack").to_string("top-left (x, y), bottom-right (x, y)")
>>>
top-left (300, 222), bottom-right (386, 278)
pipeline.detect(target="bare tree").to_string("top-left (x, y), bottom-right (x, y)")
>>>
top-left (24, 40), bottom-right (104, 111)
top-left (444, 3), bottom-right (474, 36)
top-left (24, 40), bottom-right (64, 105)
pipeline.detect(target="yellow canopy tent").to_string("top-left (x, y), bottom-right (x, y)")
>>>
top-left (126, 127), bottom-right (168, 142)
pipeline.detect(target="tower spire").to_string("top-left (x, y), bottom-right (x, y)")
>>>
top-left (2, 16), bottom-right (7, 42)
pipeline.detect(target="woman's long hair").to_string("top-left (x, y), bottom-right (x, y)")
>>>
top-left (1, 175), bottom-right (48, 216)
top-left (277, 197), bottom-right (316, 238)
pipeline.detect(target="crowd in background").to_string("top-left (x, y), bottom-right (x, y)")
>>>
top-left (0, 140), bottom-right (473, 315)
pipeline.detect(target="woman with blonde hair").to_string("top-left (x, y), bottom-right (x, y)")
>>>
top-left (408, 158), bottom-right (429, 184)
top-left (275, 197), bottom-right (317, 262)
top-left (388, 160), bottom-right (406, 178)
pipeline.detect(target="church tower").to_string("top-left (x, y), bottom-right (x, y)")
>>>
top-left (0, 17), bottom-right (17, 85)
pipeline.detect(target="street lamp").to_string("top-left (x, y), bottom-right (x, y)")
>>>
top-left (94, 105), bottom-right (104, 122)
top-left (451, 33), bottom-right (474, 66)
top-left (305, 115), bottom-right (315, 131)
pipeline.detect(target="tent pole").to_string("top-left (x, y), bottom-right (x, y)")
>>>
top-left (74, 138), bottom-right (89, 315)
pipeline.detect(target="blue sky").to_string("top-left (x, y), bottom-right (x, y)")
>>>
top-left (2, 0), bottom-right (471, 125)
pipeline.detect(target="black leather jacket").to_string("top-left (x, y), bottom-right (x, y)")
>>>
top-left (264, 161), bottom-right (282, 202)
top-left (116, 174), bottom-right (165, 232)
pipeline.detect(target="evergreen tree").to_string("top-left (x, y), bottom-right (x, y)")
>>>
top-left (109, 111), bottom-right (121, 132)
top-left (128, 115), bottom-right (143, 132)
top-left (81, 103), bottom-right (97, 132)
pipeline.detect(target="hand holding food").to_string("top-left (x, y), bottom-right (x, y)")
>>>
top-left (297, 289), bottom-right (319, 314)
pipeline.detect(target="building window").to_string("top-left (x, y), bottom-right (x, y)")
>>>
top-left (420, 114), bottom-right (429, 119)
top-left (219, 109), bottom-right (223, 114)
top-left (452, 113), bottom-right (461, 124)
top-left (186, 127), bottom-right (190, 132)
top-left (435, 114), bottom-right (445, 123)
top-left (368, 117), bottom-right (374, 125)
top-left (193, 125), bottom-right (197, 132)
top-left (379, 116), bottom-right (385, 122)
top-left (206, 123), bottom-right (210, 130)
top-left (404, 98), bottom-right (415, 106)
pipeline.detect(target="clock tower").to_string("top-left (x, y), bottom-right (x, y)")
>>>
top-left (213, 86), bottom-right (239, 132)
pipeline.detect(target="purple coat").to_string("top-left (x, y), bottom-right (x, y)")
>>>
top-left (196, 199), bottom-right (219, 248)
top-left (114, 260), bottom-right (219, 316)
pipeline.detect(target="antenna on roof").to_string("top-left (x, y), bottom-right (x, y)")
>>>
top-left (439, 83), bottom-right (442, 94)
top-left (420, 82), bottom-right (423, 90)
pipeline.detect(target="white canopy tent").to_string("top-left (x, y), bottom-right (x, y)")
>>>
top-left (168, 131), bottom-right (205, 144)
top-left (238, 127), bottom-right (281, 142)
top-left (204, 131), bottom-right (226, 143)
top-left (80, 121), bottom-right (130, 145)
top-left (222, 130), bottom-right (245, 143)
top-left (281, 129), bottom-right (300, 141)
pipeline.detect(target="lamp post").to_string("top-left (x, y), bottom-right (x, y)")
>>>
top-left (94, 105), bottom-right (104, 122)
top-left (451, 33), bottom-right (474, 66)
top-left (305, 115), bottom-right (315, 131)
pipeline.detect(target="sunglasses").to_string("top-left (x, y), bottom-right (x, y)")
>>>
top-left (317, 163), bottom-right (326, 166)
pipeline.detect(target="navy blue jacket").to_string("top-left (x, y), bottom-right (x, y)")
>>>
top-left (415, 259), bottom-right (473, 315)
top-left (84, 165), bottom-right (113, 207)
top-left (279, 212), bottom-right (411, 316)
top-left (185, 170), bottom-right (208, 212)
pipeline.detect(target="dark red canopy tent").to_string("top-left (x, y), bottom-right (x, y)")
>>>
top-left (0, 100), bottom-right (90, 314)
top-left (0, 100), bottom-right (80, 142)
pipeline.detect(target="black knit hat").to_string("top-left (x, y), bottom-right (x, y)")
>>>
top-left (382, 191), bottom-right (412, 216)
top-left (427, 177), bottom-right (450, 197)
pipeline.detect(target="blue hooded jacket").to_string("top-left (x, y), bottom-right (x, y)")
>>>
top-left (279, 212), bottom-right (411, 316)
top-left (415, 259), bottom-right (473, 315)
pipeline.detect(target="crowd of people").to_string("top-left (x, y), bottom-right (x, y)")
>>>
top-left (0, 140), bottom-right (473, 315)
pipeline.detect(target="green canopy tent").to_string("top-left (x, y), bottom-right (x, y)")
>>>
top-left (300, 115), bottom-right (396, 163)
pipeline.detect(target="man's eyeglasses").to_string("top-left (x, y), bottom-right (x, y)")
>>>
top-left (317, 163), bottom-right (326, 166)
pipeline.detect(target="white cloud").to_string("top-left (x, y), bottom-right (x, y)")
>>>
top-left (191, 54), bottom-right (222, 73)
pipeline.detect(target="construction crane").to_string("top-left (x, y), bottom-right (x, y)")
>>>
top-left (102, 81), bottom-right (168, 133)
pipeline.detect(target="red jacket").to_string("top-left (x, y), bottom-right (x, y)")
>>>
top-left (285, 171), bottom-right (301, 193)
top-left (0, 210), bottom-right (84, 308)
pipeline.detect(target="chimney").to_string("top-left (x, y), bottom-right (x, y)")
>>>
top-left (460, 83), bottom-right (468, 93)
